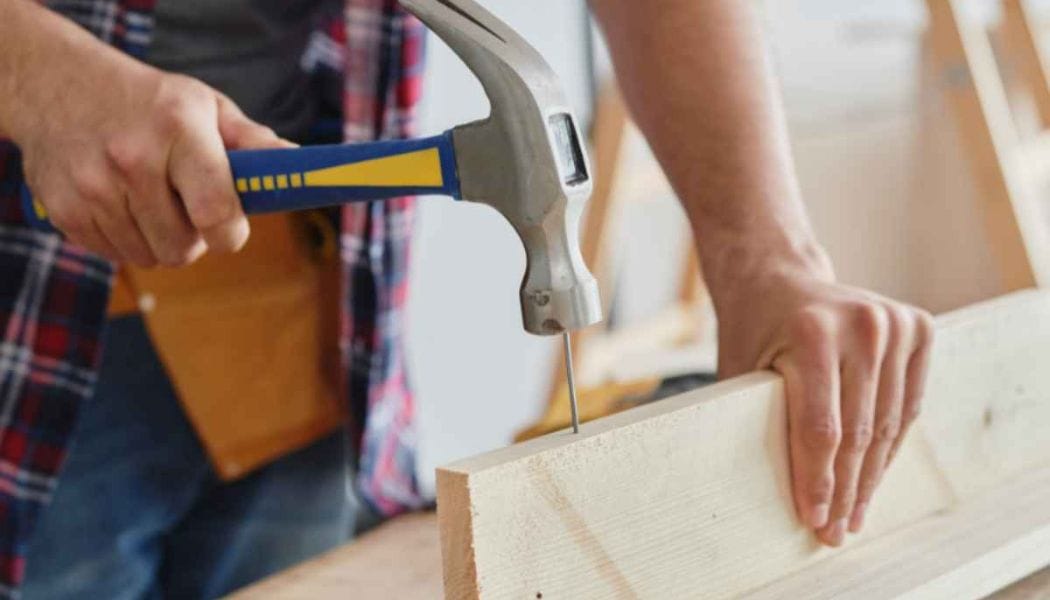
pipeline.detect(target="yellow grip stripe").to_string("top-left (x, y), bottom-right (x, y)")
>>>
top-left (303, 148), bottom-right (443, 188)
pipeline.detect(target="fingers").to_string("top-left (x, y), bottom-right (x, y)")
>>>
top-left (127, 183), bottom-right (206, 267)
top-left (92, 194), bottom-right (158, 267)
top-left (848, 309), bottom-right (910, 533)
top-left (42, 165), bottom-right (158, 266)
top-left (887, 311), bottom-right (934, 466)
top-left (58, 206), bottom-right (121, 262)
top-left (107, 133), bottom-right (204, 266)
top-left (780, 309), bottom-right (841, 531)
top-left (778, 298), bottom-right (934, 549)
top-left (168, 95), bottom-right (249, 253)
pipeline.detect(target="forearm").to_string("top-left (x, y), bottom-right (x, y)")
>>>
top-left (589, 0), bottom-right (832, 305)
top-left (0, 0), bottom-right (143, 141)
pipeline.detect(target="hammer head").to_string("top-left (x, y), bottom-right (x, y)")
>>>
top-left (400, 0), bottom-right (603, 336)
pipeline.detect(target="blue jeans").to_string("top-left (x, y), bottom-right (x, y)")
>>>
top-left (23, 316), bottom-right (375, 599)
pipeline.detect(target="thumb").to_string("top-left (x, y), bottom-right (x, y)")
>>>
top-left (216, 94), bottom-right (298, 151)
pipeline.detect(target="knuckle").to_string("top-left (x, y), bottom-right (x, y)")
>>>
top-left (106, 138), bottom-right (152, 176)
top-left (807, 475), bottom-right (836, 506)
top-left (69, 168), bottom-right (111, 203)
top-left (914, 310), bottom-right (936, 344)
top-left (885, 304), bottom-right (912, 339)
top-left (841, 423), bottom-right (874, 453)
top-left (157, 79), bottom-right (211, 128)
top-left (832, 492), bottom-right (858, 516)
top-left (187, 190), bottom-right (236, 229)
top-left (790, 307), bottom-right (836, 348)
top-left (801, 418), bottom-right (841, 452)
top-left (874, 418), bottom-right (901, 443)
top-left (850, 302), bottom-right (888, 347)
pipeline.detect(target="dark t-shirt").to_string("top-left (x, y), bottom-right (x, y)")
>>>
top-left (147, 0), bottom-right (339, 141)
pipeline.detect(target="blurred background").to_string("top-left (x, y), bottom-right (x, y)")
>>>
top-left (407, 0), bottom-right (1050, 496)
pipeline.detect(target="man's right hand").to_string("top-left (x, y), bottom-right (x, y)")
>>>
top-left (1, 0), bottom-right (290, 266)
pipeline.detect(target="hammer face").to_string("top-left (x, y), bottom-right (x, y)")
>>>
top-left (401, 0), bottom-right (604, 335)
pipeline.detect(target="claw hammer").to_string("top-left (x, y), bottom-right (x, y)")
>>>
top-left (22, 0), bottom-right (603, 430)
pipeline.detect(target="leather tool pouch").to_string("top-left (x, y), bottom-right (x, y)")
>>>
top-left (126, 213), bottom-right (343, 480)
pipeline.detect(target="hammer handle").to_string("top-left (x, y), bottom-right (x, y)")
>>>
top-left (20, 132), bottom-right (461, 231)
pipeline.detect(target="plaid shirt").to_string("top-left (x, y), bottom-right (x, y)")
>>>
top-left (0, 0), bottom-right (425, 592)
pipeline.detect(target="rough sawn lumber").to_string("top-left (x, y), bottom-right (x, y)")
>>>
top-left (436, 290), bottom-right (1050, 599)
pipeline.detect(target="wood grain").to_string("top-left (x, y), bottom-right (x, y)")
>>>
top-left (437, 290), bottom-right (1050, 599)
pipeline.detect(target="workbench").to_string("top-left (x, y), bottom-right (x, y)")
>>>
top-left (227, 511), bottom-right (1049, 599)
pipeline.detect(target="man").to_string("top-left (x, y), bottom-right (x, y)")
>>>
top-left (0, 0), bottom-right (933, 598)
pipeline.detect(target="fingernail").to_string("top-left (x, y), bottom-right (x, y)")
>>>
top-left (849, 503), bottom-right (868, 533)
top-left (805, 503), bottom-right (830, 528)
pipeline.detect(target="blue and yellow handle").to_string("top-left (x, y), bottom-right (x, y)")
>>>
top-left (20, 132), bottom-right (461, 231)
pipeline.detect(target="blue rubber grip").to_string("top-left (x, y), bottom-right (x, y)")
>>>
top-left (18, 131), bottom-right (461, 232)
top-left (232, 131), bottom-right (461, 214)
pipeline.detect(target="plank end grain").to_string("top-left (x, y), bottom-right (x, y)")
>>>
top-left (438, 468), bottom-right (481, 600)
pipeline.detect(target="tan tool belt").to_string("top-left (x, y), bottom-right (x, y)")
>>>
top-left (109, 213), bottom-right (343, 480)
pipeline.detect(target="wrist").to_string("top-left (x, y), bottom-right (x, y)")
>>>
top-left (699, 232), bottom-right (834, 311)
top-left (0, 1), bottom-right (145, 143)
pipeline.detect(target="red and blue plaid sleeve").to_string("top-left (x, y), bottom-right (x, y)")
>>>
top-left (0, 143), bottom-right (113, 592)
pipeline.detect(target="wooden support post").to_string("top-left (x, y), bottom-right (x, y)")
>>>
top-left (1001, 0), bottom-right (1050, 128)
top-left (437, 289), bottom-right (1050, 599)
top-left (925, 0), bottom-right (1050, 288)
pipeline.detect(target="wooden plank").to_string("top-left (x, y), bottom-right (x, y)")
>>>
top-left (226, 512), bottom-right (442, 599)
top-left (436, 289), bottom-right (1050, 599)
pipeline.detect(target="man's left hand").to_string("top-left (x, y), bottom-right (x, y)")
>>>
top-left (711, 251), bottom-right (934, 547)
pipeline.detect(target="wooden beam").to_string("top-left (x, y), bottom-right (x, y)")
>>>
top-left (436, 289), bottom-right (1050, 599)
